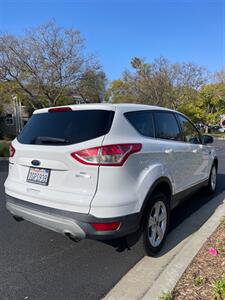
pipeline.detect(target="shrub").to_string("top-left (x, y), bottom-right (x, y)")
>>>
top-left (213, 277), bottom-right (225, 300)
top-left (0, 116), bottom-right (5, 139)
top-left (193, 275), bottom-right (205, 286)
top-left (0, 140), bottom-right (10, 157)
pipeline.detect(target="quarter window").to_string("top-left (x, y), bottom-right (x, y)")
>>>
top-left (154, 112), bottom-right (182, 141)
top-left (177, 114), bottom-right (201, 144)
top-left (124, 110), bottom-right (155, 138)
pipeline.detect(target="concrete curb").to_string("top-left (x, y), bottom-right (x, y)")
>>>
top-left (103, 195), bottom-right (225, 300)
top-left (144, 199), bottom-right (225, 299)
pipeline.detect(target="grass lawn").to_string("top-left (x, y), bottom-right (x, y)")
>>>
top-left (0, 140), bottom-right (10, 157)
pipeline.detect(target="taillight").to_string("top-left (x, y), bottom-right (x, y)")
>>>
top-left (48, 107), bottom-right (72, 112)
top-left (91, 222), bottom-right (121, 231)
top-left (9, 143), bottom-right (15, 157)
top-left (71, 143), bottom-right (142, 166)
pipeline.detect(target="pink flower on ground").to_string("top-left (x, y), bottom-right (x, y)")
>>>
top-left (209, 247), bottom-right (218, 256)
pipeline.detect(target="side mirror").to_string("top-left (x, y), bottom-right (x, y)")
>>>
top-left (202, 135), bottom-right (214, 144)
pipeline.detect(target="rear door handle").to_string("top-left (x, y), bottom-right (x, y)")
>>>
top-left (165, 148), bottom-right (173, 154)
top-left (192, 149), bottom-right (198, 153)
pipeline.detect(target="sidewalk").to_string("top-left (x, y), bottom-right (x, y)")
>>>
top-left (104, 192), bottom-right (225, 300)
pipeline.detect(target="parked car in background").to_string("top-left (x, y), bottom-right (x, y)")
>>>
top-left (207, 124), bottom-right (220, 133)
top-left (209, 125), bottom-right (220, 131)
top-left (194, 122), bottom-right (205, 131)
top-left (4, 104), bottom-right (218, 256)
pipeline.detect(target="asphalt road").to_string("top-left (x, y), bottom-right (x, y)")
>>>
top-left (0, 140), bottom-right (225, 300)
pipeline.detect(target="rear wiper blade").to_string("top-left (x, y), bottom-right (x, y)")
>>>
top-left (35, 136), bottom-right (70, 144)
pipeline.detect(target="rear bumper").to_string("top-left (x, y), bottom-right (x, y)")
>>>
top-left (5, 194), bottom-right (141, 240)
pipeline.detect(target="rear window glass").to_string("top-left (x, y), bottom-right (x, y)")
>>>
top-left (124, 110), bottom-right (155, 137)
top-left (17, 110), bottom-right (114, 145)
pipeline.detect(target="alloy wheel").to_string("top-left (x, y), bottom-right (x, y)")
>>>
top-left (148, 200), bottom-right (167, 247)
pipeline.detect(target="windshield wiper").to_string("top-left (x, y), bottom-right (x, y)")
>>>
top-left (34, 136), bottom-right (70, 144)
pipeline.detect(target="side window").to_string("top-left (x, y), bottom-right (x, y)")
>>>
top-left (124, 110), bottom-right (154, 138)
top-left (154, 112), bottom-right (182, 141)
top-left (177, 114), bottom-right (201, 144)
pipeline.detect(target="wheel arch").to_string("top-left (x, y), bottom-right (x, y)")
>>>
top-left (140, 177), bottom-right (172, 217)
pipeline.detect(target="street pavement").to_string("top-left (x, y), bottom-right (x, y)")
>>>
top-left (0, 140), bottom-right (225, 300)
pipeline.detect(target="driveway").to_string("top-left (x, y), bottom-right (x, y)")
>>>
top-left (0, 140), bottom-right (225, 300)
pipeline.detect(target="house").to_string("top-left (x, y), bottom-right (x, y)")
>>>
top-left (0, 101), bottom-right (29, 138)
top-left (72, 95), bottom-right (88, 104)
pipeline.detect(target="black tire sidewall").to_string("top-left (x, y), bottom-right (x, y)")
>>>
top-left (207, 163), bottom-right (217, 194)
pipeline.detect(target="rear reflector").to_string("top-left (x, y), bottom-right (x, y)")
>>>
top-left (91, 222), bottom-right (121, 231)
top-left (9, 143), bottom-right (15, 157)
top-left (48, 107), bottom-right (72, 113)
top-left (71, 143), bottom-right (142, 166)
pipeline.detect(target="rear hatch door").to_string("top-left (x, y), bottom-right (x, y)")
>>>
top-left (6, 107), bottom-right (115, 213)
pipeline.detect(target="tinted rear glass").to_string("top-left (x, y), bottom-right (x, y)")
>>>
top-left (124, 110), bottom-right (155, 138)
top-left (17, 110), bottom-right (114, 145)
top-left (154, 111), bottom-right (182, 141)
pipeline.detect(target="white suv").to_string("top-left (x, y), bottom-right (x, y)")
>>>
top-left (4, 104), bottom-right (218, 256)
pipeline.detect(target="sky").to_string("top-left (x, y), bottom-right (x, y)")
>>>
top-left (0, 0), bottom-right (224, 80)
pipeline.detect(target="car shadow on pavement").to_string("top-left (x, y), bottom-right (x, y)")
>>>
top-left (102, 173), bottom-right (225, 256)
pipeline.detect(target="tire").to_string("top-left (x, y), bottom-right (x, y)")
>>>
top-left (206, 163), bottom-right (217, 194)
top-left (140, 191), bottom-right (170, 256)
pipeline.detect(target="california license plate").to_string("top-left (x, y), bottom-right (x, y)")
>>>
top-left (27, 167), bottom-right (50, 186)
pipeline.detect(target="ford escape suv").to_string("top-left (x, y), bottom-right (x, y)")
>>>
top-left (4, 104), bottom-right (218, 256)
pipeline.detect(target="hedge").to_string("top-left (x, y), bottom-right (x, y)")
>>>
top-left (0, 140), bottom-right (10, 157)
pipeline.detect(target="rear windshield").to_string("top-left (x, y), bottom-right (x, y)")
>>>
top-left (17, 110), bottom-right (115, 145)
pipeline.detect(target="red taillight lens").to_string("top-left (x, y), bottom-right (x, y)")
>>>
top-left (9, 144), bottom-right (15, 157)
top-left (71, 143), bottom-right (142, 166)
top-left (48, 107), bottom-right (72, 113)
top-left (91, 222), bottom-right (121, 231)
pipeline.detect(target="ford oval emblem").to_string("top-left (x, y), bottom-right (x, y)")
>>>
top-left (31, 160), bottom-right (41, 166)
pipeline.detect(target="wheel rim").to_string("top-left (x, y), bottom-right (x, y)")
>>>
top-left (148, 200), bottom-right (167, 247)
top-left (211, 166), bottom-right (217, 191)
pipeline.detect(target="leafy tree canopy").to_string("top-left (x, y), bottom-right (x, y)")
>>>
top-left (108, 57), bottom-right (225, 124)
top-left (0, 21), bottom-right (106, 109)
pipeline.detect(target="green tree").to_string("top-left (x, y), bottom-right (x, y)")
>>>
top-left (108, 56), bottom-right (207, 110)
top-left (77, 70), bottom-right (107, 102)
top-left (0, 21), bottom-right (106, 108)
top-left (199, 83), bottom-right (225, 124)
top-left (214, 69), bottom-right (225, 83)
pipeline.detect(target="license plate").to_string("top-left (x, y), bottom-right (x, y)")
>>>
top-left (27, 167), bottom-right (50, 186)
